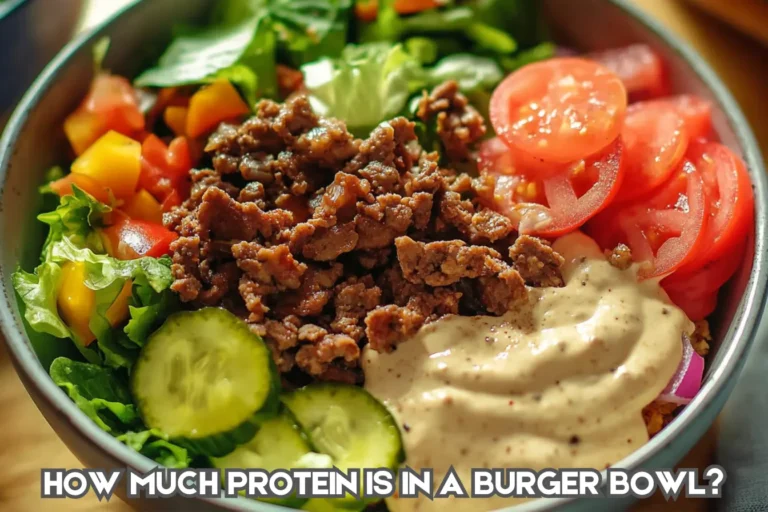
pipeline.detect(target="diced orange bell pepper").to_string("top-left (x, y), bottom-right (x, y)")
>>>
top-left (71, 131), bottom-right (141, 200)
top-left (354, 0), bottom-right (437, 20)
top-left (57, 261), bottom-right (132, 346)
top-left (164, 106), bottom-right (189, 137)
top-left (121, 189), bottom-right (163, 223)
top-left (186, 80), bottom-right (250, 138)
top-left (49, 173), bottom-right (112, 204)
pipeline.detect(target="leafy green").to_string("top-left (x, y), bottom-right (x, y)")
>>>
top-left (37, 185), bottom-right (109, 262)
top-left (135, 14), bottom-right (277, 100)
top-left (302, 42), bottom-right (424, 134)
top-left (404, 37), bottom-right (438, 65)
top-left (499, 41), bottom-right (556, 72)
top-left (124, 288), bottom-right (177, 347)
top-left (50, 357), bottom-right (140, 433)
top-left (426, 54), bottom-right (503, 92)
top-left (117, 430), bottom-right (190, 469)
top-left (13, 263), bottom-right (68, 339)
top-left (270, 0), bottom-right (353, 66)
top-left (50, 358), bottom-right (190, 467)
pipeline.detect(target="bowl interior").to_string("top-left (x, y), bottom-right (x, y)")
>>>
top-left (0, 1), bottom-right (765, 511)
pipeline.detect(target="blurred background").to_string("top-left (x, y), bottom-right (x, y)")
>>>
top-left (0, 0), bottom-right (767, 510)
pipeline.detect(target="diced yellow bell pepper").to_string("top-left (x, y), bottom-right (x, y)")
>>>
top-left (58, 261), bottom-right (96, 345)
top-left (164, 106), bottom-right (189, 137)
top-left (64, 109), bottom-right (106, 156)
top-left (122, 189), bottom-right (163, 224)
top-left (57, 261), bottom-right (133, 346)
top-left (186, 80), bottom-right (250, 138)
top-left (71, 131), bottom-right (141, 199)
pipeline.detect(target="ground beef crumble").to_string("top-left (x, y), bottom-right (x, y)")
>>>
top-left (167, 86), bottom-right (565, 383)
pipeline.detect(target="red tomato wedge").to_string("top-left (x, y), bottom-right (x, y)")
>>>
top-left (490, 58), bottom-right (627, 165)
top-left (615, 101), bottom-right (689, 202)
top-left (85, 74), bottom-right (145, 135)
top-left (103, 218), bottom-right (178, 260)
top-left (480, 137), bottom-right (624, 237)
top-left (587, 44), bottom-right (667, 100)
top-left (665, 286), bottom-right (718, 322)
top-left (663, 239), bottom-right (746, 300)
top-left (677, 140), bottom-right (754, 272)
top-left (668, 95), bottom-right (713, 140)
top-left (588, 160), bottom-right (709, 279)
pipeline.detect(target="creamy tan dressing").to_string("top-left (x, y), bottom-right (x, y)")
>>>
top-left (363, 232), bottom-right (693, 512)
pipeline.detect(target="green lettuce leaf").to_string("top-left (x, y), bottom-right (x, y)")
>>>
top-left (426, 54), bottom-right (503, 92)
top-left (12, 262), bottom-right (68, 339)
top-left (302, 42), bottom-right (425, 135)
top-left (37, 185), bottom-right (109, 262)
top-left (117, 429), bottom-right (190, 469)
top-left (49, 357), bottom-right (140, 433)
top-left (135, 7), bottom-right (277, 100)
top-left (269, 0), bottom-right (352, 66)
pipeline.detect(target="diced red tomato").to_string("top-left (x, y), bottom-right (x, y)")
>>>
top-left (490, 58), bottom-right (627, 165)
top-left (587, 160), bottom-right (709, 279)
top-left (676, 140), bottom-right (754, 272)
top-left (102, 218), bottom-right (178, 260)
top-left (477, 137), bottom-right (548, 204)
top-left (139, 135), bottom-right (193, 207)
top-left (587, 44), bottom-right (667, 100)
top-left (480, 137), bottom-right (624, 236)
top-left (64, 74), bottom-right (145, 155)
top-left (49, 173), bottom-right (112, 204)
top-left (615, 100), bottom-right (689, 202)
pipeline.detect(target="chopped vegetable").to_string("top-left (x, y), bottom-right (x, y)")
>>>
top-left (71, 131), bottom-right (141, 200)
top-left (102, 218), bottom-right (178, 260)
top-left (163, 106), bottom-right (189, 136)
top-left (490, 57), bottom-right (628, 165)
top-left (132, 308), bottom-right (280, 456)
top-left (658, 335), bottom-right (705, 405)
top-left (587, 44), bottom-right (667, 100)
top-left (302, 42), bottom-right (423, 134)
top-left (49, 173), bottom-right (112, 206)
top-left (186, 79), bottom-right (251, 137)
top-left (121, 189), bottom-right (164, 224)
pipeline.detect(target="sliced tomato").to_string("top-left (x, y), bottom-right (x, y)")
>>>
top-left (588, 160), bottom-right (709, 279)
top-left (481, 137), bottom-right (624, 236)
top-left (615, 101), bottom-right (689, 202)
top-left (663, 239), bottom-right (746, 299)
top-left (102, 218), bottom-right (178, 260)
top-left (477, 137), bottom-right (548, 204)
top-left (490, 58), bottom-right (627, 165)
top-left (668, 95), bottom-right (713, 140)
top-left (587, 44), bottom-right (667, 100)
top-left (677, 140), bottom-right (754, 271)
top-left (666, 286), bottom-right (718, 322)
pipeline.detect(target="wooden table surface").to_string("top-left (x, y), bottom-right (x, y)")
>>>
top-left (1, 0), bottom-right (767, 511)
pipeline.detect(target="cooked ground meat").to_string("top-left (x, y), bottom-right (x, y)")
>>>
top-left (608, 243), bottom-right (633, 270)
top-left (167, 86), bottom-right (562, 382)
top-left (416, 80), bottom-right (486, 162)
top-left (509, 235), bottom-right (565, 287)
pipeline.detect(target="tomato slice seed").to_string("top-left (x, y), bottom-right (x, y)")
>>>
top-left (490, 58), bottom-right (627, 164)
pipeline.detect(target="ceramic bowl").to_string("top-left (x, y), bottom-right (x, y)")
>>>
top-left (1, 0), bottom-right (766, 510)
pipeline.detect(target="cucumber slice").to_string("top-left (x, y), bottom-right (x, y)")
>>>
top-left (282, 383), bottom-right (403, 508)
top-left (132, 307), bottom-right (279, 457)
top-left (212, 412), bottom-right (333, 508)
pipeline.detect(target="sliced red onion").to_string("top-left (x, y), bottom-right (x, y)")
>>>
top-left (658, 334), bottom-right (704, 405)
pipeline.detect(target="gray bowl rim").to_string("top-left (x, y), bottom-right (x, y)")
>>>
top-left (0, 0), bottom-right (28, 20)
top-left (0, 0), bottom-right (766, 510)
